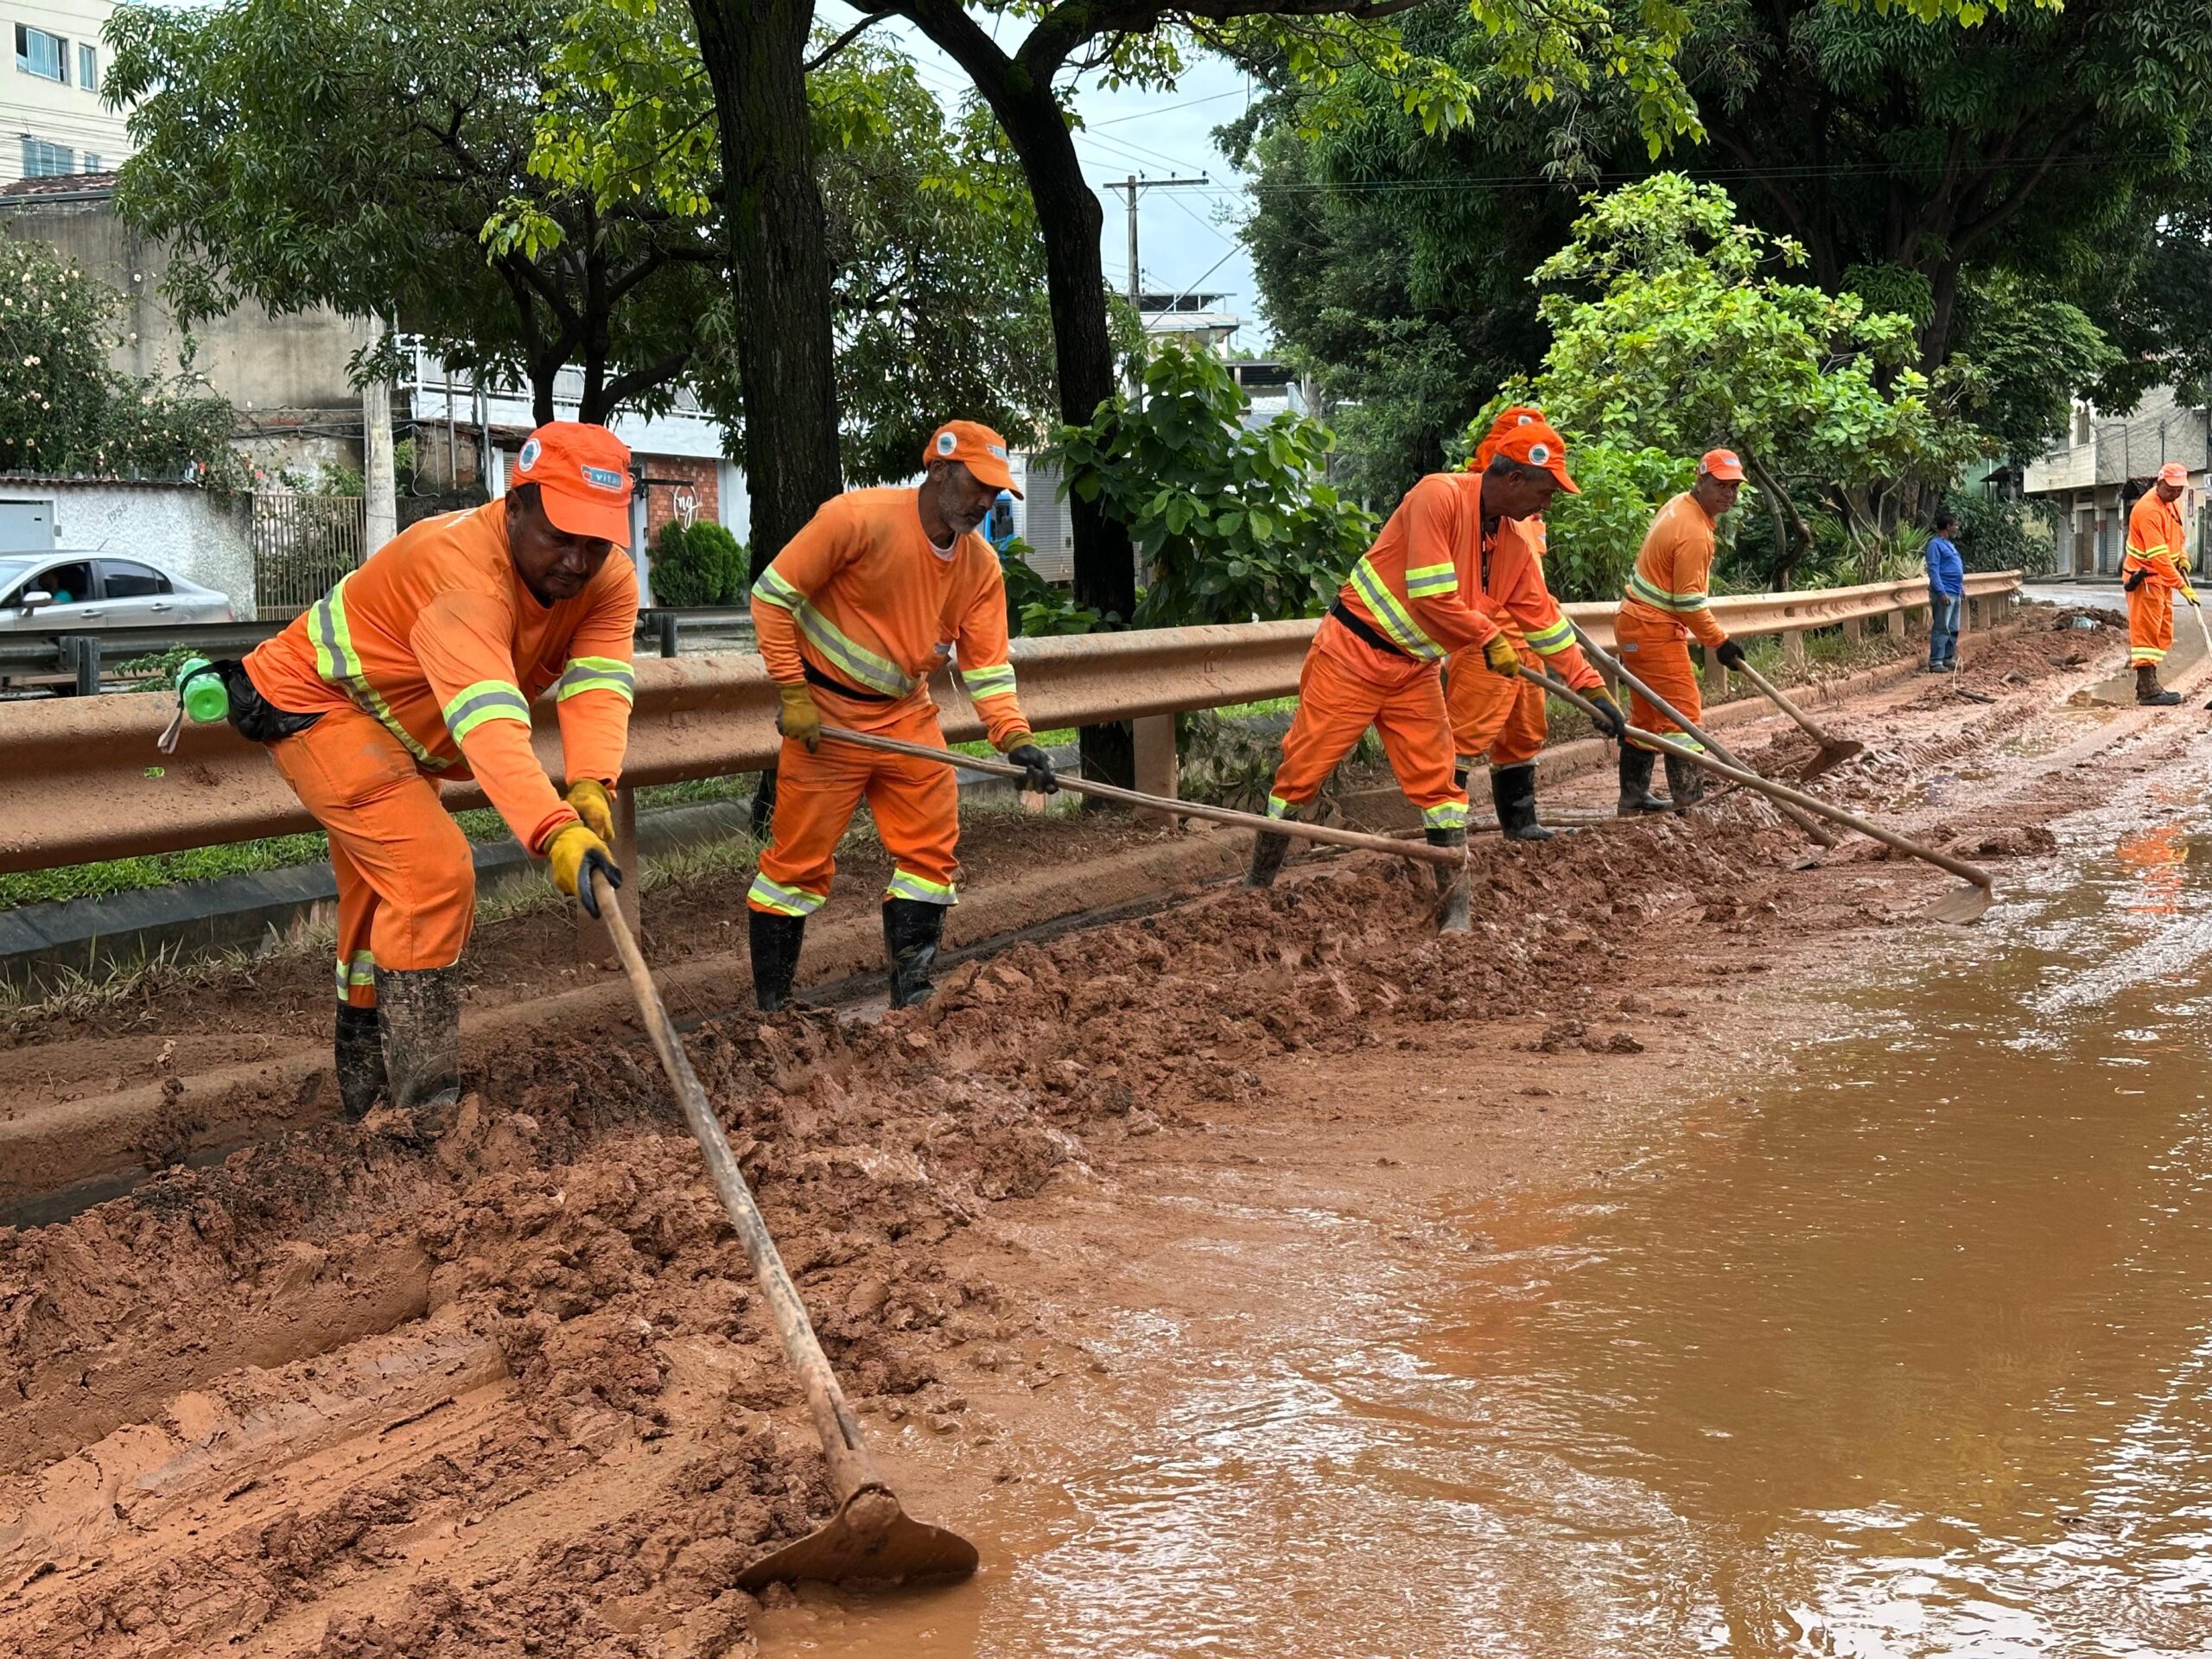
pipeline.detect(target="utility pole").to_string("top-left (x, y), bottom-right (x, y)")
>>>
top-left (1107, 173), bottom-right (1209, 402)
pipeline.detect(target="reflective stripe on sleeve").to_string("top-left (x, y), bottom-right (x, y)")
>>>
top-left (1403, 560), bottom-right (1457, 599)
top-left (752, 567), bottom-right (807, 611)
top-left (747, 874), bottom-right (828, 916)
top-left (441, 678), bottom-right (534, 744)
top-left (960, 662), bottom-right (1018, 701)
top-left (886, 868), bottom-right (957, 906)
top-left (556, 655), bottom-right (635, 703)
top-left (1524, 616), bottom-right (1574, 654)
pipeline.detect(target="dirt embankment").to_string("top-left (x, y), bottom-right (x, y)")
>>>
top-left (0, 607), bottom-right (2161, 1656)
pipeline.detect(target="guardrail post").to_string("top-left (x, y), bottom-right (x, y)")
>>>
top-left (1782, 630), bottom-right (1807, 670)
top-left (1966, 596), bottom-right (1984, 632)
top-left (65, 635), bottom-right (100, 696)
top-left (1841, 615), bottom-right (1865, 645)
top-left (1885, 608), bottom-right (1906, 642)
top-left (1133, 714), bottom-right (1179, 825)
top-left (575, 787), bottom-right (641, 964)
top-left (1702, 646), bottom-right (1728, 698)
top-left (657, 613), bottom-right (679, 658)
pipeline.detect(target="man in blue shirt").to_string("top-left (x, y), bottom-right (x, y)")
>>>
top-left (1925, 512), bottom-right (1965, 671)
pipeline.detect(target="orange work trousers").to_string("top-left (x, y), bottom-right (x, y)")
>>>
top-left (747, 696), bottom-right (961, 917)
top-left (2128, 582), bottom-right (2175, 667)
top-left (269, 705), bottom-right (477, 1008)
top-left (1267, 638), bottom-right (1467, 830)
top-left (1612, 607), bottom-right (1704, 741)
top-left (1446, 641), bottom-right (1548, 770)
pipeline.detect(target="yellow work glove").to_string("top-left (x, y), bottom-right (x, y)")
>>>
top-left (2185, 583), bottom-right (2202, 607)
top-left (546, 822), bottom-right (622, 918)
top-left (564, 778), bottom-right (615, 841)
top-left (1481, 634), bottom-right (1520, 677)
top-left (1586, 685), bottom-right (1627, 741)
top-left (776, 683), bottom-right (823, 752)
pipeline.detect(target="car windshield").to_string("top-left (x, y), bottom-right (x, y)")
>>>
top-left (0, 558), bottom-right (35, 601)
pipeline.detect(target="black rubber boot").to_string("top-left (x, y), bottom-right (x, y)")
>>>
top-left (883, 898), bottom-right (945, 1009)
top-left (373, 965), bottom-right (461, 1111)
top-left (1427, 826), bottom-right (1471, 933)
top-left (1490, 763), bottom-right (1554, 842)
top-left (334, 1001), bottom-right (387, 1122)
top-left (2137, 664), bottom-right (2182, 706)
top-left (1617, 748), bottom-right (1669, 817)
top-left (1245, 808), bottom-right (1297, 890)
top-left (1664, 752), bottom-right (1707, 813)
top-left (749, 909), bottom-right (806, 1012)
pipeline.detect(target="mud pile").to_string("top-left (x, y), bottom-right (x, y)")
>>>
top-left (0, 796), bottom-right (1831, 1658)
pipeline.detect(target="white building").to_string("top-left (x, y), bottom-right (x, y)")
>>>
top-left (5, 0), bottom-right (130, 183)
top-left (2022, 389), bottom-right (2209, 576)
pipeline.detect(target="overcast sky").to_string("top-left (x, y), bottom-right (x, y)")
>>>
top-left (818, 7), bottom-right (1268, 348)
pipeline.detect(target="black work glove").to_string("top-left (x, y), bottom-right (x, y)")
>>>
top-left (2123, 566), bottom-right (2150, 593)
top-left (1714, 637), bottom-right (1747, 671)
top-left (1586, 686), bottom-right (1628, 741)
top-left (1003, 741), bottom-right (1059, 793)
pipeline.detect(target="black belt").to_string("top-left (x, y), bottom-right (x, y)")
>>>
top-left (1329, 599), bottom-right (1412, 660)
top-left (804, 659), bottom-right (893, 703)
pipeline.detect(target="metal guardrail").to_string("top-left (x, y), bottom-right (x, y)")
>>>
top-left (0, 571), bottom-right (2020, 875)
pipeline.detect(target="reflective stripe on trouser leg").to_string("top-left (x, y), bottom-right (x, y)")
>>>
top-left (864, 710), bottom-right (961, 906)
top-left (1612, 609), bottom-right (1704, 737)
top-left (746, 874), bottom-right (828, 916)
top-left (750, 728), bottom-right (874, 914)
top-left (269, 707), bottom-right (475, 976)
top-left (1367, 662), bottom-right (1465, 824)
top-left (1267, 643), bottom-right (1396, 817)
top-left (2128, 586), bottom-right (2174, 665)
top-left (334, 948), bottom-right (376, 1004)
top-left (885, 868), bottom-right (957, 906)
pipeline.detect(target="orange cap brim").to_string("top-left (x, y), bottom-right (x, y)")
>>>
top-left (964, 454), bottom-right (1020, 496)
top-left (1704, 463), bottom-right (1745, 483)
top-left (1547, 457), bottom-right (1580, 495)
top-left (538, 486), bottom-right (632, 550)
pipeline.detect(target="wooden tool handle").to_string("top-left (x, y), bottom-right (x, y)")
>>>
top-left (1732, 658), bottom-right (1840, 746)
top-left (1567, 623), bottom-right (1838, 849)
top-left (1526, 672), bottom-right (1993, 893)
top-left (590, 871), bottom-right (883, 1505)
top-left (814, 725), bottom-right (1464, 867)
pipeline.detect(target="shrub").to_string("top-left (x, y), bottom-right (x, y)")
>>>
top-left (650, 518), bottom-right (749, 606)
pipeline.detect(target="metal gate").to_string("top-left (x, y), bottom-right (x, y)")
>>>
top-left (251, 493), bottom-right (367, 621)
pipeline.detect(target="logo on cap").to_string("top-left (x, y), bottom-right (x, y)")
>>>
top-left (987, 442), bottom-right (1007, 460)
top-left (1714, 450), bottom-right (1738, 467)
top-left (936, 431), bottom-right (957, 456)
top-left (518, 437), bottom-right (542, 471)
top-left (1529, 442), bottom-right (1551, 464)
top-left (581, 464), bottom-right (624, 493)
top-left (1516, 413), bottom-right (1535, 426)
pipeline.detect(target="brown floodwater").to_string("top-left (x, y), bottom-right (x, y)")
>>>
top-left (759, 798), bottom-right (2212, 1657)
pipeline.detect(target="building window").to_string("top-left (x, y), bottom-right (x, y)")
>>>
top-left (2073, 405), bottom-right (2092, 447)
top-left (76, 41), bottom-right (94, 90)
top-left (20, 137), bottom-right (74, 176)
top-left (15, 25), bottom-right (67, 82)
top-left (79, 150), bottom-right (99, 172)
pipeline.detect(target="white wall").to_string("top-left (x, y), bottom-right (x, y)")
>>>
top-left (41, 481), bottom-right (255, 615)
top-left (0, 0), bottom-right (133, 181)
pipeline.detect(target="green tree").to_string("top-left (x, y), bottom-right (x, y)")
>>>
top-left (105, 0), bottom-right (721, 425)
top-left (1048, 340), bottom-right (1375, 628)
top-left (1517, 175), bottom-right (1985, 588)
top-left (0, 237), bottom-right (244, 489)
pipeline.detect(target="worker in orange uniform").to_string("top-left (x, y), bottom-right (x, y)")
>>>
top-left (232, 423), bottom-right (638, 1117)
top-left (1613, 449), bottom-right (1748, 816)
top-left (1442, 405), bottom-right (1618, 842)
top-left (2122, 461), bottom-right (2197, 707)
top-left (1249, 419), bottom-right (1621, 927)
top-left (747, 421), bottom-right (1058, 1011)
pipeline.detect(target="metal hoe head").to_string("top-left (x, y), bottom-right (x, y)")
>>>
top-left (735, 1484), bottom-right (980, 1592)
top-left (1922, 881), bottom-right (1993, 926)
top-left (1794, 737), bottom-right (1865, 782)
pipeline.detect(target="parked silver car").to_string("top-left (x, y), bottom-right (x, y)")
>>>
top-left (0, 552), bottom-right (236, 628)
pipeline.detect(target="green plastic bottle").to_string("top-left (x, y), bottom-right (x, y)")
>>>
top-left (177, 656), bottom-right (229, 724)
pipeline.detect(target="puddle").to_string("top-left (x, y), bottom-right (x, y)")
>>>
top-left (759, 789), bottom-right (2212, 1658)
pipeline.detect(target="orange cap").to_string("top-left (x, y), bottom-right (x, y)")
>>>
top-left (2158, 462), bottom-right (2189, 487)
top-left (1700, 448), bottom-right (1746, 482)
top-left (924, 420), bottom-right (1021, 498)
top-left (1493, 418), bottom-right (1579, 494)
top-left (513, 422), bottom-right (633, 547)
top-left (1473, 404), bottom-right (1546, 470)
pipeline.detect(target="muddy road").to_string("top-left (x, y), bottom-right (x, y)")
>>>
top-left (3, 605), bottom-right (2209, 1657)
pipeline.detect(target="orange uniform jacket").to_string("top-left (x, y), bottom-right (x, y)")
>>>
top-left (1621, 493), bottom-right (1728, 647)
top-left (245, 499), bottom-right (638, 855)
top-left (2124, 491), bottom-right (2190, 594)
top-left (749, 488), bottom-right (1033, 747)
top-left (1323, 472), bottom-right (1514, 684)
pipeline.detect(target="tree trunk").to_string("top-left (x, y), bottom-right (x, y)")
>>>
top-left (1745, 451), bottom-right (1811, 591)
top-left (689, 0), bottom-right (842, 579)
top-left (966, 69), bottom-right (1137, 787)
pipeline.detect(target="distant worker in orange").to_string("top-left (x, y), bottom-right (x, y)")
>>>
top-left (2121, 461), bottom-right (2197, 707)
top-left (747, 421), bottom-right (1058, 1011)
top-left (1613, 449), bottom-right (1749, 816)
top-left (1250, 419), bottom-right (1605, 927)
top-left (234, 423), bottom-right (639, 1117)
top-left (1442, 405), bottom-right (1622, 841)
